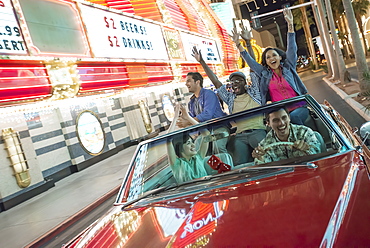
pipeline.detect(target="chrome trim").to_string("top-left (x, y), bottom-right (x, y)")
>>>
top-left (320, 161), bottom-right (360, 247)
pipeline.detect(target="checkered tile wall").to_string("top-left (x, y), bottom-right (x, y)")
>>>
top-left (0, 84), bottom-right (189, 199)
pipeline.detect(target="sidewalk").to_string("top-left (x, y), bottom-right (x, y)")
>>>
top-left (323, 77), bottom-right (370, 122)
top-left (323, 56), bottom-right (370, 122)
top-left (0, 145), bottom-right (137, 248)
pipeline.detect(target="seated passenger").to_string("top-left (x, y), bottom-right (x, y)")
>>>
top-left (252, 107), bottom-right (321, 164)
top-left (167, 104), bottom-right (209, 183)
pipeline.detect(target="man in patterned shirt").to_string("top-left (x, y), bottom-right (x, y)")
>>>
top-left (252, 108), bottom-right (321, 164)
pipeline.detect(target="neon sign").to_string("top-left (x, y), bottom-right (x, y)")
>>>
top-left (171, 200), bottom-right (228, 247)
top-left (79, 4), bottom-right (169, 60)
top-left (0, 0), bottom-right (27, 55)
top-left (180, 32), bottom-right (221, 63)
top-left (180, 202), bottom-right (223, 239)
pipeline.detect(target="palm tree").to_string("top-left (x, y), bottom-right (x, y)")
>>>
top-left (312, 2), bottom-right (334, 76)
top-left (352, 0), bottom-right (370, 55)
top-left (338, 32), bottom-right (355, 58)
top-left (342, 0), bottom-right (370, 95)
top-left (315, 0), bottom-right (340, 79)
top-left (293, 1), bottom-right (319, 70)
top-left (331, 0), bottom-right (370, 56)
top-left (324, 0), bottom-right (351, 82)
top-left (330, 0), bottom-right (352, 58)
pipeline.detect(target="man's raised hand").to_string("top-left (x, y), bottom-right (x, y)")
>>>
top-left (191, 46), bottom-right (202, 63)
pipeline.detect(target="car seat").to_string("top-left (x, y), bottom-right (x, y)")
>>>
top-left (313, 131), bottom-right (326, 153)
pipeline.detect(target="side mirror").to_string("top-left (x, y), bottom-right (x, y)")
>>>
top-left (359, 122), bottom-right (370, 145)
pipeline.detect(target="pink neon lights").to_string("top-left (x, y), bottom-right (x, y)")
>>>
top-left (0, 64), bottom-right (52, 103)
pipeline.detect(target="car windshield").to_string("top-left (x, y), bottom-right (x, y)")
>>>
top-left (117, 96), bottom-right (351, 204)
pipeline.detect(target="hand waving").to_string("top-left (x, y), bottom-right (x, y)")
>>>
top-left (191, 46), bottom-right (203, 63)
top-left (178, 104), bottom-right (188, 118)
top-left (240, 25), bottom-right (252, 41)
top-left (283, 7), bottom-right (293, 25)
top-left (231, 27), bottom-right (240, 44)
top-left (174, 103), bottom-right (181, 117)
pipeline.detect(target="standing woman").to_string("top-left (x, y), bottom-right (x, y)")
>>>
top-left (232, 8), bottom-right (309, 125)
top-left (167, 104), bottom-right (209, 183)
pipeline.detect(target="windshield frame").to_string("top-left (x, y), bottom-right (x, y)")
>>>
top-left (115, 95), bottom-right (354, 204)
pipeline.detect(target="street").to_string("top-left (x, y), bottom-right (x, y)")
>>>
top-left (299, 69), bottom-right (367, 128)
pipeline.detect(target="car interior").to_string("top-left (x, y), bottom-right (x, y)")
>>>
top-left (131, 99), bottom-right (345, 198)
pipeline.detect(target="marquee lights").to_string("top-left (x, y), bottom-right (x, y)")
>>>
top-left (0, 63), bottom-right (52, 104)
top-left (106, 0), bottom-right (134, 14)
top-left (0, 0), bottom-right (238, 105)
top-left (0, 0), bottom-right (28, 55)
top-left (45, 59), bottom-right (80, 100)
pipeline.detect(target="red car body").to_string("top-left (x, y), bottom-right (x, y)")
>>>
top-left (64, 95), bottom-right (370, 248)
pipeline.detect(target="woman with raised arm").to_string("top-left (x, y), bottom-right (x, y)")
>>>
top-left (167, 104), bottom-right (209, 183)
top-left (232, 8), bottom-right (309, 125)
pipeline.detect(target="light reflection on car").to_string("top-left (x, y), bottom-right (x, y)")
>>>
top-left (63, 95), bottom-right (370, 248)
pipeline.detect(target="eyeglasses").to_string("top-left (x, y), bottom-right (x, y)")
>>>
top-left (231, 79), bottom-right (245, 84)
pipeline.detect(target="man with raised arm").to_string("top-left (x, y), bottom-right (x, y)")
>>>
top-left (192, 46), bottom-right (266, 165)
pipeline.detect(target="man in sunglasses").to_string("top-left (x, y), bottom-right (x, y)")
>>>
top-left (192, 47), bottom-right (266, 165)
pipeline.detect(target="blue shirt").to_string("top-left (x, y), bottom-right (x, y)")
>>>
top-left (188, 88), bottom-right (226, 122)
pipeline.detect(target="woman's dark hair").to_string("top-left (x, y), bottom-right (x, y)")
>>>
top-left (172, 133), bottom-right (194, 157)
top-left (261, 47), bottom-right (287, 67)
top-left (187, 72), bottom-right (203, 87)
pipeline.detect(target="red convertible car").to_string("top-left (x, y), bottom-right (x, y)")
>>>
top-left (63, 95), bottom-right (370, 247)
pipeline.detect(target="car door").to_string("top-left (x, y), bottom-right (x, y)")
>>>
top-left (323, 100), bottom-right (370, 170)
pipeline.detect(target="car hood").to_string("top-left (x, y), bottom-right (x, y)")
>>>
top-left (72, 151), bottom-right (370, 247)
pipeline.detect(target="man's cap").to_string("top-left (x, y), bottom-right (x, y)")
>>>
top-left (229, 71), bottom-right (246, 81)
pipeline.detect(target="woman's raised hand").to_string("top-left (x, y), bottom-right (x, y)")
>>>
top-left (283, 7), bottom-right (293, 24)
top-left (174, 103), bottom-right (181, 117)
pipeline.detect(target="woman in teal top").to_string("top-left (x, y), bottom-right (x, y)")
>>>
top-left (167, 104), bottom-right (209, 183)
